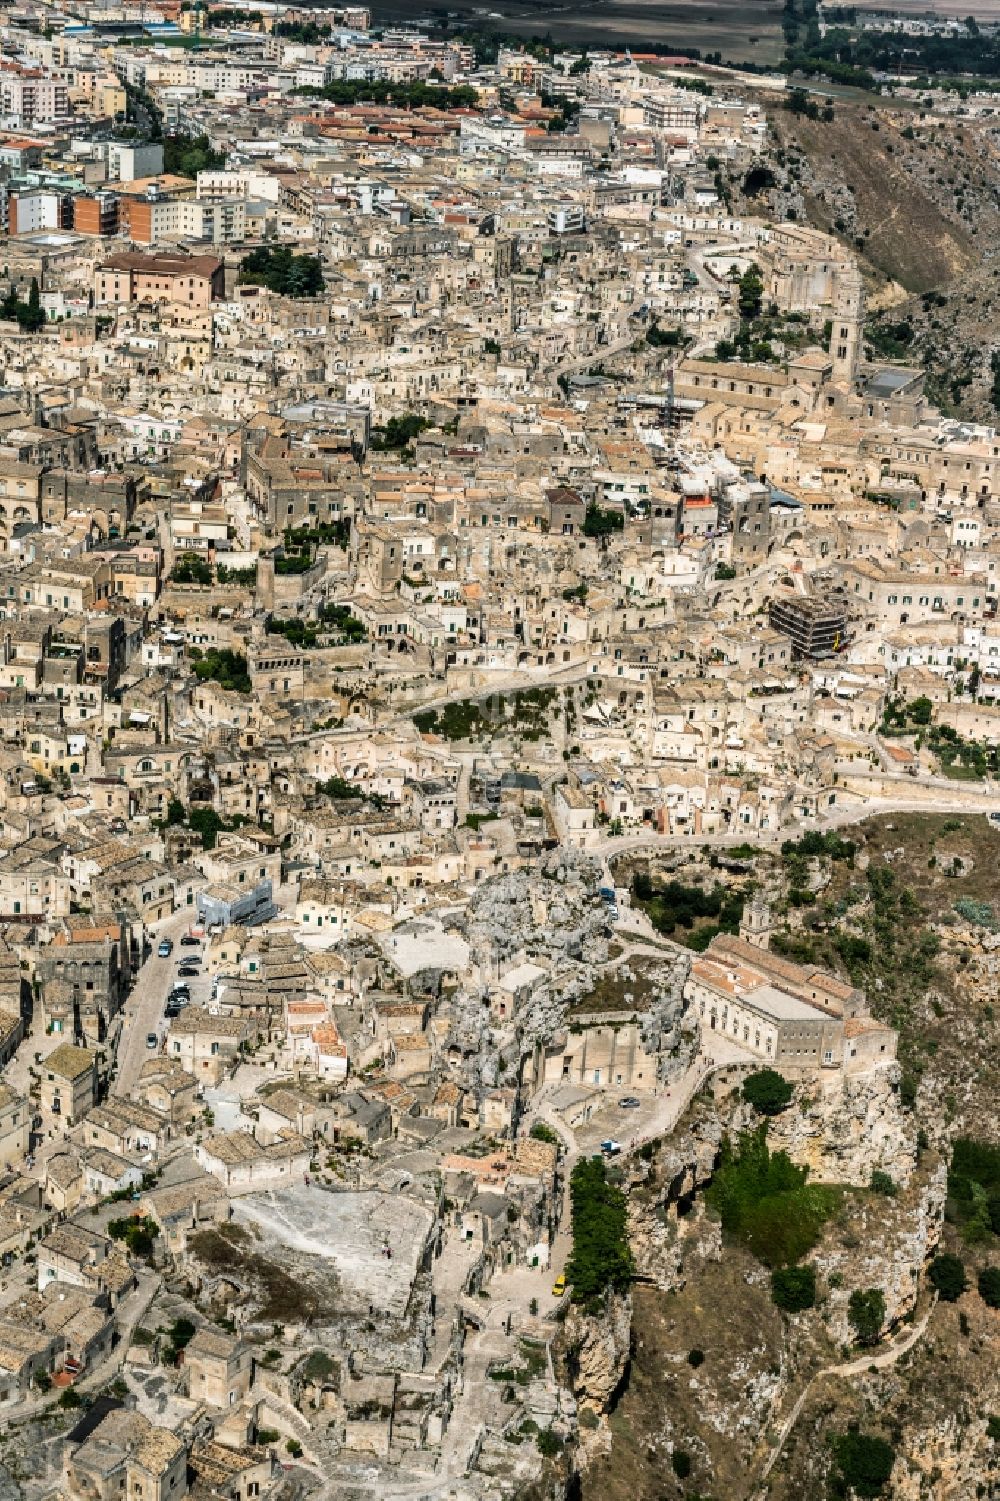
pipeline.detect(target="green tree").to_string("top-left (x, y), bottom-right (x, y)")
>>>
top-left (928, 1253), bottom-right (967, 1302)
top-left (706, 1127), bottom-right (838, 1266)
top-left (239, 246), bottom-right (324, 296)
top-left (163, 132), bottom-right (225, 178)
top-left (371, 413), bottom-right (428, 451)
top-left (24, 277), bottom-right (44, 331)
top-left (977, 1266), bottom-right (1000, 1308)
top-left (832, 1429), bottom-right (896, 1497)
top-left (771, 1263), bottom-right (817, 1312)
top-left (536, 1428), bottom-right (562, 1457)
top-left (738, 263), bottom-right (764, 321)
top-left (582, 502), bottom-right (625, 539)
top-left (565, 1156), bottom-right (633, 1306)
top-left (848, 1287), bottom-right (886, 1345)
top-left (742, 1069), bottom-right (794, 1115)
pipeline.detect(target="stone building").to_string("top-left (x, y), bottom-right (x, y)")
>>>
top-left (686, 935), bottom-right (896, 1075)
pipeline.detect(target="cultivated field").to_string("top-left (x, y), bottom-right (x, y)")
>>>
top-left (848, 0), bottom-right (1000, 14)
top-left (375, 0), bottom-right (787, 66)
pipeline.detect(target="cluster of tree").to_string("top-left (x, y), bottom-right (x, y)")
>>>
top-left (790, 20), bottom-right (1000, 82)
top-left (293, 79), bottom-right (478, 110)
top-left (782, 52), bottom-right (876, 91)
top-left (315, 776), bottom-right (387, 810)
top-left (240, 246), bottom-right (324, 297)
top-left (924, 721), bottom-right (1000, 779)
top-left (266, 603), bottom-right (365, 648)
top-left (706, 1127), bottom-right (840, 1266)
top-left (714, 265), bottom-right (774, 363)
top-left (781, 0), bottom-right (820, 50)
top-left (947, 1136), bottom-right (1000, 1243)
top-left (881, 693), bottom-right (931, 732)
top-left (108, 1214), bottom-right (159, 1259)
top-left (564, 1155), bottom-right (634, 1308)
top-left (273, 19), bottom-right (333, 41)
top-left (274, 552), bottom-right (314, 576)
top-left (216, 563), bottom-right (257, 586)
top-left (371, 413), bottom-right (428, 451)
top-left (848, 1286), bottom-right (886, 1345)
top-left (171, 553), bottom-right (213, 585)
top-left (715, 329), bottom-right (775, 365)
top-left (632, 872), bottom-right (744, 951)
top-left (780, 829), bottom-right (856, 861)
top-left (738, 263), bottom-right (765, 322)
top-left (162, 132), bottom-right (225, 179)
top-left (832, 1428), bottom-right (896, 1498)
top-left (782, 86), bottom-right (834, 121)
top-left (540, 92), bottom-right (581, 133)
top-left (771, 1262), bottom-right (816, 1311)
top-left (645, 321), bottom-right (684, 348)
top-left (163, 1317), bottom-right (197, 1365)
top-left (1, 278), bottom-right (44, 332)
top-left (866, 317), bottom-right (915, 362)
top-left (437, 29), bottom-right (553, 67)
top-left (284, 520), bottom-right (351, 550)
top-left (323, 603), bottom-right (367, 643)
top-left (200, 5), bottom-right (268, 25)
top-left (189, 646), bottom-right (251, 695)
top-left (675, 73), bottom-right (717, 94)
top-left (582, 502), bottom-right (625, 539)
top-left (991, 351), bottom-right (1000, 415)
top-left (161, 798), bottom-right (246, 850)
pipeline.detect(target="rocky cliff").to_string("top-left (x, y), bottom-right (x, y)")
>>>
top-left (818, 1157), bottom-right (947, 1344)
top-left (737, 1065), bottom-right (917, 1187)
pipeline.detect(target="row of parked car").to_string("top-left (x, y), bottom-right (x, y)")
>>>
top-left (148, 933), bottom-right (205, 1047)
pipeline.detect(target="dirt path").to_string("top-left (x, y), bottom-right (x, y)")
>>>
top-left (754, 1298), bottom-right (937, 1488)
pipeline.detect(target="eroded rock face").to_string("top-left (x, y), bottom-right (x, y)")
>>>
top-left (818, 1159), bottom-right (947, 1344)
top-left (444, 848), bottom-right (694, 1099)
top-left (629, 1195), bottom-right (722, 1291)
top-left (889, 1420), bottom-right (997, 1501)
top-left (743, 1066), bottom-right (917, 1187)
top-left (562, 1290), bottom-right (632, 1416)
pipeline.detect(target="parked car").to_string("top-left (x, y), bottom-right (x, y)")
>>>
top-left (551, 1273), bottom-right (566, 1298)
top-left (176, 966), bottom-right (199, 978)
top-left (619, 1096), bottom-right (641, 1109)
top-left (600, 1139), bottom-right (622, 1156)
top-left (157, 939), bottom-right (173, 958)
top-left (146, 1033), bottom-right (159, 1049)
top-left (180, 934), bottom-right (200, 947)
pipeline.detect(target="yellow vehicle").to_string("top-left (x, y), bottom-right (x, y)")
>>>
top-left (551, 1273), bottom-right (566, 1298)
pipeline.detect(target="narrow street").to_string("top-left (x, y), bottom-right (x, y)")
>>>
top-left (113, 907), bottom-right (204, 1097)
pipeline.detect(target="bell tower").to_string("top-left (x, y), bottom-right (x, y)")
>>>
top-left (829, 264), bottom-right (864, 389)
top-left (740, 896), bottom-right (773, 951)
